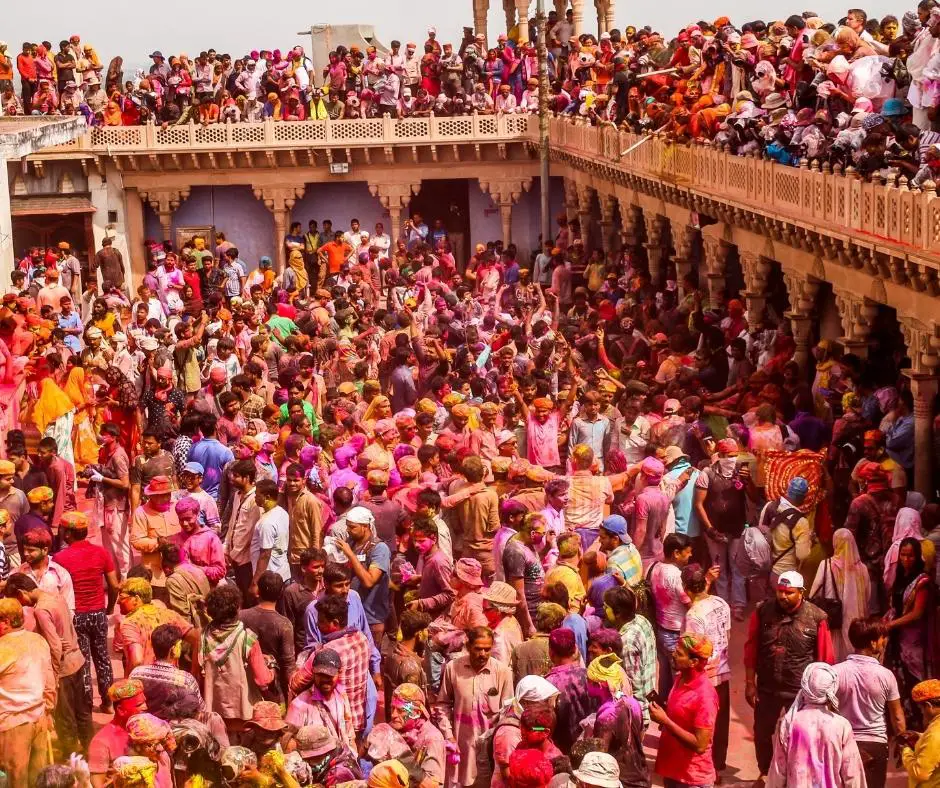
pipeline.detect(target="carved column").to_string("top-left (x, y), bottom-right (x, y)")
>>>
top-left (478, 177), bottom-right (533, 246)
top-left (503, 0), bottom-right (516, 33)
top-left (900, 317), bottom-right (940, 495)
top-left (571, 0), bottom-right (585, 35)
top-left (577, 185), bottom-right (595, 251)
top-left (782, 270), bottom-right (821, 373)
top-left (605, 0), bottom-right (616, 32)
top-left (139, 188), bottom-right (191, 243)
top-left (702, 236), bottom-right (730, 311)
top-left (125, 188), bottom-right (147, 290)
top-left (833, 288), bottom-right (874, 359)
top-left (368, 181), bottom-right (422, 249)
top-left (620, 204), bottom-right (643, 252)
top-left (253, 186), bottom-right (305, 273)
top-left (515, 0), bottom-right (530, 42)
top-left (598, 193), bottom-right (617, 256)
top-left (740, 251), bottom-right (773, 333)
top-left (643, 214), bottom-right (668, 289)
top-left (473, 0), bottom-right (490, 44)
top-left (671, 225), bottom-right (698, 297)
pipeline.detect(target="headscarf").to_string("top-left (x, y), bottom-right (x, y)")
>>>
top-left (63, 365), bottom-right (88, 409)
top-left (390, 683), bottom-right (429, 725)
top-left (679, 632), bottom-right (713, 662)
top-left (112, 756), bottom-right (158, 788)
top-left (368, 760), bottom-right (410, 788)
top-left (508, 749), bottom-right (554, 788)
top-left (510, 675), bottom-right (561, 714)
top-left (777, 663), bottom-right (840, 751)
top-left (884, 508), bottom-right (925, 588)
top-left (823, 529), bottom-right (871, 644)
top-left (32, 377), bottom-right (75, 433)
top-left (288, 250), bottom-right (308, 291)
top-left (586, 653), bottom-right (630, 698)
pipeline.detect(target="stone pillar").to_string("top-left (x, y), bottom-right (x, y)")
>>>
top-left (909, 374), bottom-right (938, 496)
top-left (598, 193), bottom-right (617, 256)
top-left (643, 213), bottom-right (667, 289)
top-left (834, 288), bottom-right (874, 359)
top-left (0, 160), bottom-right (13, 290)
top-left (571, 0), bottom-right (585, 35)
top-left (253, 186), bottom-right (305, 273)
top-left (620, 204), bottom-right (643, 252)
top-left (474, 0), bottom-right (490, 44)
top-left (139, 188), bottom-right (191, 244)
top-left (563, 179), bottom-right (580, 227)
top-left (478, 178), bottom-right (533, 246)
top-left (671, 224), bottom-right (698, 297)
top-left (740, 251), bottom-right (773, 333)
top-left (125, 188), bottom-right (147, 289)
top-left (369, 181), bottom-right (422, 248)
top-left (577, 185), bottom-right (594, 251)
top-left (900, 316), bottom-right (940, 495)
top-left (515, 0), bottom-right (530, 42)
top-left (503, 0), bottom-right (516, 33)
top-left (701, 236), bottom-right (729, 310)
top-left (605, 0), bottom-right (616, 31)
top-left (782, 271), bottom-right (821, 373)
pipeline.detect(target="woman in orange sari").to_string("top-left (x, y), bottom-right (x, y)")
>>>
top-left (63, 361), bottom-right (100, 471)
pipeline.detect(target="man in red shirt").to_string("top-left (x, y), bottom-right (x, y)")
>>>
top-left (54, 511), bottom-right (119, 713)
top-left (317, 231), bottom-right (354, 280)
top-left (16, 43), bottom-right (36, 109)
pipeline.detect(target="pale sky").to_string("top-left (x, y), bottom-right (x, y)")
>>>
top-left (4, 0), bottom-right (909, 76)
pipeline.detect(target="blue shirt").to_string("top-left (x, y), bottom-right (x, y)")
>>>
top-left (349, 540), bottom-right (391, 626)
top-left (666, 460), bottom-right (700, 538)
top-left (304, 588), bottom-right (381, 673)
top-left (187, 438), bottom-right (234, 500)
top-left (885, 414), bottom-right (915, 470)
top-left (58, 312), bottom-right (82, 354)
top-left (563, 612), bottom-right (588, 663)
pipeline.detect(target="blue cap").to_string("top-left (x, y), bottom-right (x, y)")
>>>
top-left (881, 97), bottom-right (906, 116)
top-left (601, 514), bottom-right (630, 542)
top-left (786, 476), bottom-right (809, 504)
top-left (182, 462), bottom-right (205, 475)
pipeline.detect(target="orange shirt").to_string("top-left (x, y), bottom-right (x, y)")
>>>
top-left (318, 240), bottom-right (352, 275)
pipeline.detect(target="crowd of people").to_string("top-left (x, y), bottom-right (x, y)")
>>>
top-left (1, 9), bottom-right (940, 788)
top-left (4, 7), bottom-right (940, 182)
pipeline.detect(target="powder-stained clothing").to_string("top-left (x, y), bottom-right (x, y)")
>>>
top-left (433, 655), bottom-right (513, 786)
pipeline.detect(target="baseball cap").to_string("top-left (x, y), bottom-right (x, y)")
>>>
top-left (777, 570), bottom-right (805, 590)
top-left (311, 649), bottom-right (341, 676)
top-left (182, 462), bottom-right (204, 475)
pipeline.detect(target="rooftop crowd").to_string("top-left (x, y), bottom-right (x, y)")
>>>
top-left (1, 8), bottom-right (940, 788)
top-left (4, 5), bottom-right (940, 182)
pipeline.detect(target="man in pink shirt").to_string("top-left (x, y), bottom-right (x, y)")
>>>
top-left (177, 497), bottom-right (226, 585)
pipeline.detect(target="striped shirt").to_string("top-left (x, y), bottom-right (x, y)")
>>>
top-left (619, 615), bottom-right (657, 725)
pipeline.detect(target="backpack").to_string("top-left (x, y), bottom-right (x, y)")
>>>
top-left (741, 524), bottom-right (773, 576)
top-left (634, 561), bottom-right (659, 630)
top-left (475, 713), bottom-right (518, 783)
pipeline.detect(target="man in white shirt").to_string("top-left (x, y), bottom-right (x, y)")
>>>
top-left (249, 478), bottom-right (290, 592)
top-left (648, 533), bottom-right (692, 698)
top-left (372, 223), bottom-right (391, 261)
top-left (343, 219), bottom-right (367, 265)
top-left (833, 616), bottom-right (906, 788)
top-left (618, 397), bottom-right (651, 464)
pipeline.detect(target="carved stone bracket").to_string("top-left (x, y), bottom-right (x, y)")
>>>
top-left (139, 187), bottom-right (191, 242)
top-left (254, 185), bottom-right (306, 272)
top-left (479, 178), bottom-right (533, 245)
top-left (702, 236), bottom-right (731, 310)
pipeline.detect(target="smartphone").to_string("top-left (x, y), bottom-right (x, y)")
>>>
top-left (646, 689), bottom-right (661, 706)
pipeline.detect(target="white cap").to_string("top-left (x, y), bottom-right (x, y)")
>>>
top-left (777, 570), bottom-right (805, 590)
top-left (346, 506), bottom-right (375, 525)
top-left (573, 752), bottom-right (621, 788)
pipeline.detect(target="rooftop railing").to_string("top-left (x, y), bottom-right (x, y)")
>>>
top-left (43, 113), bottom-right (536, 152)
top-left (549, 116), bottom-right (940, 260)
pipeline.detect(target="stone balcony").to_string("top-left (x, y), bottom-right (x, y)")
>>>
top-left (32, 113), bottom-right (537, 171)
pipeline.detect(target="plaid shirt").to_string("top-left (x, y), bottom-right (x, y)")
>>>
top-left (310, 628), bottom-right (371, 732)
top-left (619, 616), bottom-right (656, 725)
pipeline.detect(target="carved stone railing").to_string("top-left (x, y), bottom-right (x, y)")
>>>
top-left (549, 116), bottom-right (940, 261)
top-left (37, 113), bottom-right (536, 153)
